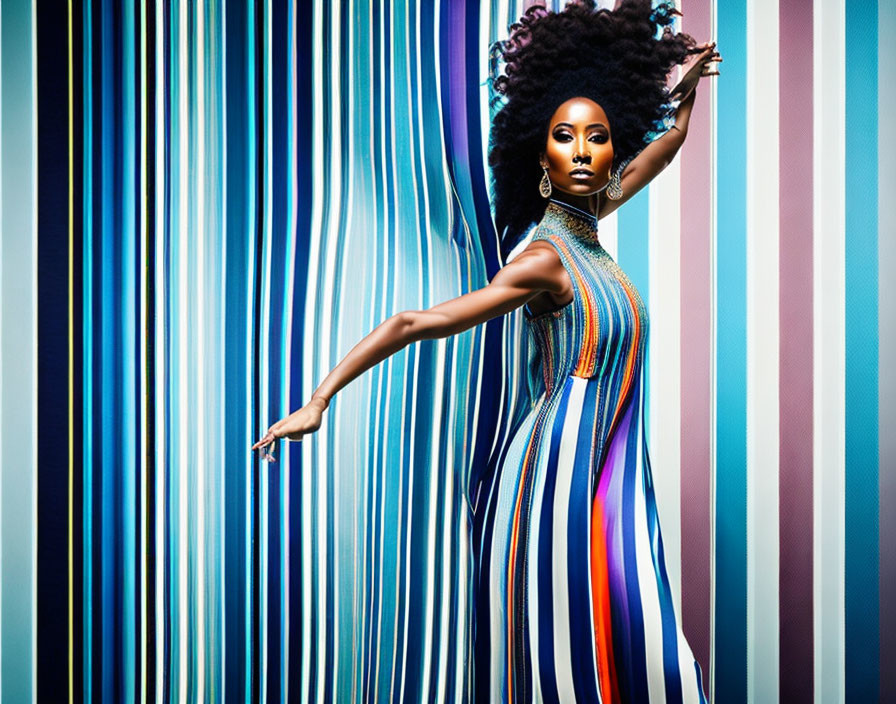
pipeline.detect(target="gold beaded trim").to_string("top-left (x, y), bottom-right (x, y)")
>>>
top-left (542, 201), bottom-right (600, 244)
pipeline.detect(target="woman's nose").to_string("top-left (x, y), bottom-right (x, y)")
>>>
top-left (573, 137), bottom-right (590, 162)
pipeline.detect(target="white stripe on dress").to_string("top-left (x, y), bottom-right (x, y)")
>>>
top-left (552, 377), bottom-right (587, 702)
top-left (633, 388), bottom-right (670, 703)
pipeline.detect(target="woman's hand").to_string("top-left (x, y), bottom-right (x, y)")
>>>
top-left (251, 397), bottom-right (328, 459)
top-left (670, 41), bottom-right (722, 102)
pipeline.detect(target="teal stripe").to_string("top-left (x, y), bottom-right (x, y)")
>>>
top-left (0, 0), bottom-right (36, 701)
top-left (845, 0), bottom-right (879, 700)
top-left (617, 187), bottom-right (650, 436)
top-left (715, 0), bottom-right (748, 700)
top-left (82, 0), bottom-right (96, 698)
top-left (121, 0), bottom-right (137, 699)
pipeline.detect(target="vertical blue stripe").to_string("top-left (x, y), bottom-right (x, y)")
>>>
top-left (121, 1), bottom-right (137, 698)
top-left (617, 187), bottom-right (650, 436)
top-left (81, 0), bottom-right (95, 698)
top-left (845, 0), bottom-right (879, 700)
top-left (714, 0), bottom-right (748, 701)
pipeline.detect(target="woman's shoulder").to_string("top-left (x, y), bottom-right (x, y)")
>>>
top-left (503, 239), bottom-right (571, 296)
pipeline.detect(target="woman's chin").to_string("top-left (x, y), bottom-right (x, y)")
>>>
top-left (555, 182), bottom-right (605, 197)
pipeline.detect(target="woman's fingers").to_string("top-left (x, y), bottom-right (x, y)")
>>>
top-left (251, 433), bottom-right (274, 451)
top-left (251, 424), bottom-right (279, 450)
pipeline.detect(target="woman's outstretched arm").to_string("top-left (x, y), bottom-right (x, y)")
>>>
top-left (250, 241), bottom-right (569, 452)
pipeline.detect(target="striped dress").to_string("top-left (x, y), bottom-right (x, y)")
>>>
top-left (473, 199), bottom-right (708, 703)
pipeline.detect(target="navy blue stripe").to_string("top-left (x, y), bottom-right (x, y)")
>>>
top-left (568, 378), bottom-right (601, 703)
top-left (536, 381), bottom-right (569, 703)
top-left (615, 399), bottom-right (649, 703)
top-left (36, 0), bottom-right (74, 699)
top-left (223, 0), bottom-right (252, 698)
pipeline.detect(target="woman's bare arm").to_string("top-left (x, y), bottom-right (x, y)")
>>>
top-left (598, 41), bottom-right (720, 220)
top-left (250, 242), bottom-right (569, 451)
top-left (312, 243), bottom-right (567, 403)
top-left (597, 87), bottom-right (694, 219)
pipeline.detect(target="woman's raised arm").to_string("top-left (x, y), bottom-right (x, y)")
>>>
top-left (250, 242), bottom-right (568, 453)
top-left (597, 41), bottom-right (721, 220)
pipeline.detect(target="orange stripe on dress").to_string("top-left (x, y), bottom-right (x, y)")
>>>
top-left (546, 236), bottom-right (600, 376)
top-left (591, 494), bottom-right (621, 703)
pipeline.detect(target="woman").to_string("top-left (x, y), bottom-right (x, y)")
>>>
top-left (253, 1), bottom-right (720, 701)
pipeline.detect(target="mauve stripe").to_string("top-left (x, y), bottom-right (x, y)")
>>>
top-left (778, 0), bottom-right (815, 700)
top-left (678, 1), bottom-right (713, 698)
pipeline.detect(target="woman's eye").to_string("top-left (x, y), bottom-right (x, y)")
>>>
top-left (553, 132), bottom-right (608, 143)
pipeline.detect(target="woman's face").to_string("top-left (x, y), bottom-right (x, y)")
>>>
top-left (541, 97), bottom-right (614, 196)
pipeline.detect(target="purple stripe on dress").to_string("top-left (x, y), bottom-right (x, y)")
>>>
top-left (597, 394), bottom-right (637, 698)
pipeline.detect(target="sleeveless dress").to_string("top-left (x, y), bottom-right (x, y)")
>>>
top-left (472, 199), bottom-right (708, 703)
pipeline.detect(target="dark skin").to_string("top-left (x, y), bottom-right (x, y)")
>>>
top-left (251, 42), bottom-right (721, 454)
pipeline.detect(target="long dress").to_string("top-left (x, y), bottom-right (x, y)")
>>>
top-left (472, 199), bottom-right (708, 703)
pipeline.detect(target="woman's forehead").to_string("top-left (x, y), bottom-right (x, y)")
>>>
top-left (549, 97), bottom-right (609, 125)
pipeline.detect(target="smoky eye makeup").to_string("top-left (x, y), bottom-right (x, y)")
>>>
top-left (552, 128), bottom-right (609, 142)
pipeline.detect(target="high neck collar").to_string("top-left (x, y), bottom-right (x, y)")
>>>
top-left (543, 198), bottom-right (599, 243)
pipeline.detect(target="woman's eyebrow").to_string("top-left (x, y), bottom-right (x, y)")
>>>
top-left (554, 121), bottom-right (608, 129)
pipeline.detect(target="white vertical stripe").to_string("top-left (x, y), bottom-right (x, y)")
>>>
top-left (384, 0), bottom-right (411, 697)
top-left (280, 0), bottom-right (299, 699)
top-left (431, 2), bottom-right (464, 699)
top-left (632, 396), bottom-right (668, 704)
top-left (370, 1), bottom-right (391, 696)
top-left (552, 377), bottom-right (586, 702)
top-left (526, 410), bottom-right (556, 703)
top-left (177, 2), bottom-right (189, 699)
top-left (219, 2), bottom-right (230, 699)
top-left (598, 211), bottom-right (619, 263)
top-left (153, 0), bottom-right (167, 697)
top-left (708, 2), bottom-right (719, 698)
top-left (305, 0), bottom-right (332, 698)
top-left (327, 0), bottom-right (346, 693)
top-left (746, 0), bottom-right (781, 701)
top-left (138, 1), bottom-right (149, 701)
top-left (356, 3), bottom-right (378, 700)
top-left (813, 0), bottom-right (846, 701)
top-left (195, 2), bottom-right (207, 698)
top-left (397, 2), bottom-right (426, 697)
top-left (302, 0), bottom-right (324, 698)
top-left (414, 0), bottom-right (441, 688)
top-left (259, 0), bottom-right (274, 698)
top-left (647, 143), bottom-right (682, 606)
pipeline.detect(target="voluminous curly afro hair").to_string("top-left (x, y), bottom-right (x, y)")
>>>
top-left (487, 0), bottom-right (698, 260)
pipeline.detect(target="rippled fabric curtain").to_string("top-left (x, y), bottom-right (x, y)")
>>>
top-left (7, 0), bottom-right (539, 701)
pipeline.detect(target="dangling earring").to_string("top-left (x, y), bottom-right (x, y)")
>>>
top-left (539, 160), bottom-right (552, 198)
top-left (606, 166), bottom-right (623, 200)
top-left (606, 158), bottom-right (631, 201)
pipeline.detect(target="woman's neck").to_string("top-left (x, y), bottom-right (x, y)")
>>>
top-left (548, 192), bottom-right (597, 217)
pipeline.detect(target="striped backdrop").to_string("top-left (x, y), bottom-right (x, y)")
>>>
top-left (0, 0), bottom-right (890, 702)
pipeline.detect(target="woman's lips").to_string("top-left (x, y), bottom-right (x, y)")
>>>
top-left (569, 170), bottom-right (594, 179)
